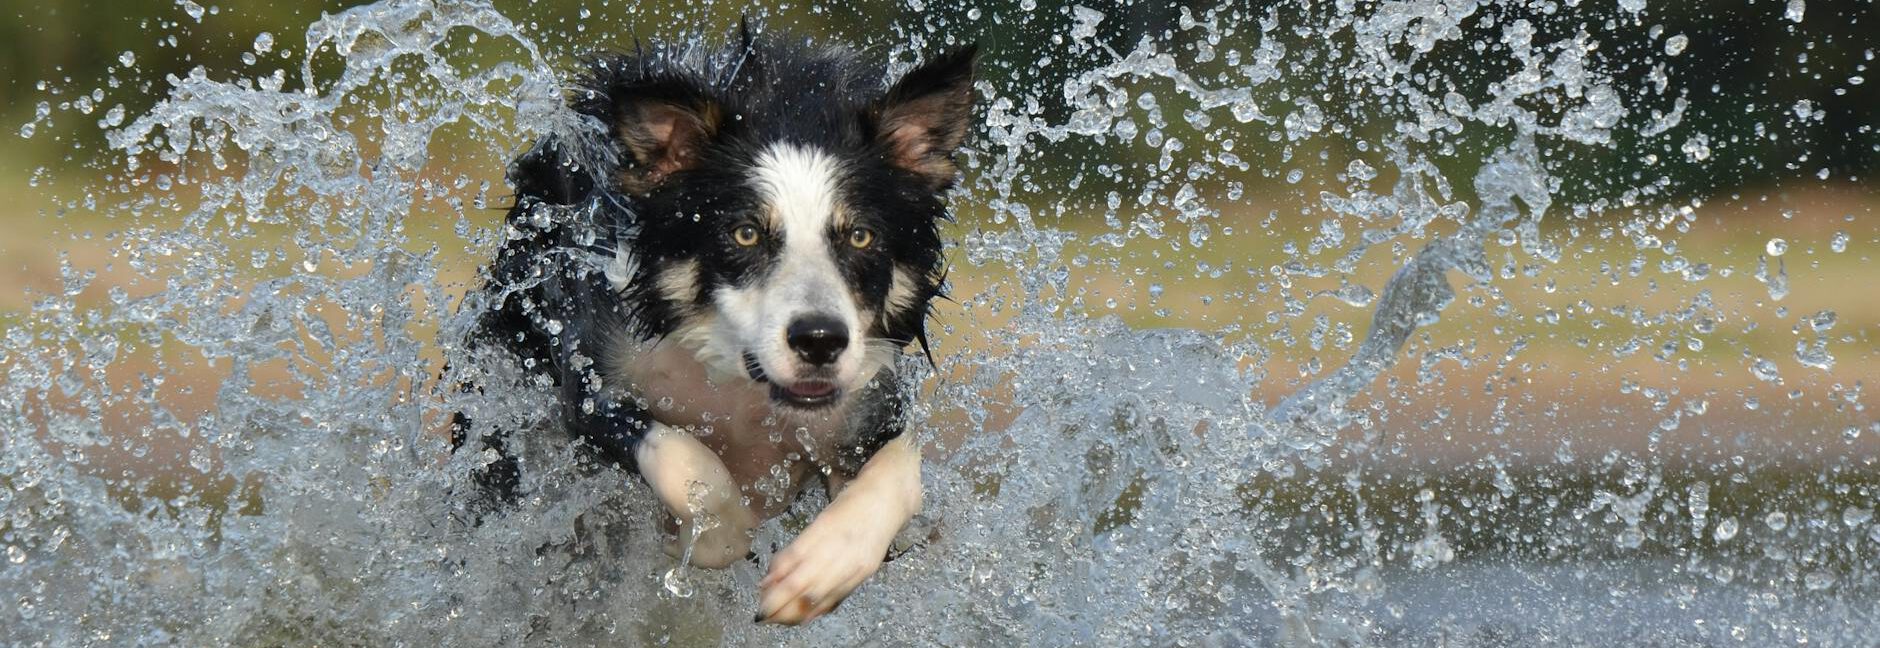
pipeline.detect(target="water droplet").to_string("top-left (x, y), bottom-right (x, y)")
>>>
top-left (1804, 570), bottom-right (1835, 591)
top-left (1808, 310), bottom-right (1837, 332)
top-left (1765, 511), bottom-right (1789, 531)
top-left (1069, 6), bottom-right (1105, 43)
top-left (1842, 507), bottom-right (1872, 528)
top-left (1616, 527), bottom-right (1645, 549)
top-left (1681, 135), bottom-right (1711, 161)
top-left (254, 32), bottom-right (275, 54)
top-left (1664, 35), bottom-right (1689, 56)
top-left (17, 122), bottom-right (33, 139)
top-left (1330, 284), bottom-right (1375, 307)
top-left (118, 50), bottom-right (136, 67)
top-left (1830, 230), bottom-right (1849, 253)
top-left (1714, 518), bottom-right (1739, 542)
top-left (1756, 255), bottom-right (1789, 301)
top-left (1785, 0), bottom-right (1806, 23)
top-left (5, 545), bottom-right (23, 564)
top-left (1765, 238), bottom-right (1788, 256)
top-left (179, 0), bottom-right (206, 22)
top-left (662, 567), bottom-right (695, 598)
top-left (1796, 341), bottom-right (1835, 371)
top-left (1750, 357), bottom-right (1780, 382)
top-left (1284, 102), bottom-right (1324, 139)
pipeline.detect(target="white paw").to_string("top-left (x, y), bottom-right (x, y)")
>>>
top-left (755, 505), bottom-right (895, 625)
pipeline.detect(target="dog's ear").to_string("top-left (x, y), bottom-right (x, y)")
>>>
top-left (871, 46), bottom-right (978, 191)
top-left (608, 80), bottom-right (724, 193)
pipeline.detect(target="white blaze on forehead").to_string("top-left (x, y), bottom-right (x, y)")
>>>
top-left (745, 141), bottom-right (855, 318)
top-left (750, 143), bottom-right (847, 241)
top-left (702, 142), bottom-right (868, 388)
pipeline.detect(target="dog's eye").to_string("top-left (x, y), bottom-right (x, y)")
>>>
top-left (847, 227), bottom-right (876, 250)
top-left (732, 224), bottom-right (763, 247)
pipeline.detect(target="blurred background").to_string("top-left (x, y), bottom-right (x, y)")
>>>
top-left (4, 0), bottom-right (1872, 466)
top-left (0, 0), bottom-right (1877, 641)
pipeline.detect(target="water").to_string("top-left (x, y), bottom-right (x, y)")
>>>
top-left (4, 0), bottom-right (1876, 645)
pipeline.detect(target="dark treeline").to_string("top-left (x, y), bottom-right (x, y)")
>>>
top-left (2, 0), bottom-right (1872, 204)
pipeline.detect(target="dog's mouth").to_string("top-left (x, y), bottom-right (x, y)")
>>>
top-left (743, 351), bottom-right (841, 408)
top-left (770, 380), bottom-right (840, 408)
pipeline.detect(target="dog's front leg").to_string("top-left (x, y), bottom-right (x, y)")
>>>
top-left (636, 422), bottom-right (758, 568)
top-left (757, 434), bottom-right (922, 625)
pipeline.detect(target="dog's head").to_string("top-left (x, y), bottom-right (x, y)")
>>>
top-left (554, 33), bottom-right (975, 411)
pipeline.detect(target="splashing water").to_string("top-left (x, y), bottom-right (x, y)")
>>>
top-left (4, 0), bottom-right (1876, 645)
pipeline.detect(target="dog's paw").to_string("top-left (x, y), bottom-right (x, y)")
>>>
top-left (755, 509), bottom-right (894, 625)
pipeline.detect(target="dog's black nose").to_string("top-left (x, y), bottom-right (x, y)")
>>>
top-left (786, 316), bottom-right (848, 366)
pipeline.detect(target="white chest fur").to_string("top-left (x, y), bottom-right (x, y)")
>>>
top-left (611, 338), bottom-right (854, 517)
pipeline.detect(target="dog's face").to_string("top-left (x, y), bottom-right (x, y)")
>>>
top-left (583, 41), bottom-right (975, 411)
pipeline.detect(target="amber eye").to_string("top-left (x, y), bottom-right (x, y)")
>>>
top-left (732, 224), bottom-right (763, 247)
top-left (847, 227), bottom-right (876, 249)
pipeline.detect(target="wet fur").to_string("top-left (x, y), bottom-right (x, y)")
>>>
top-left (451, 25), bottom-right (975, 624)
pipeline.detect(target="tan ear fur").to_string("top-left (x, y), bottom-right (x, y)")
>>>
top-left (873, 47), bottom-right (978, 190)
top-left (617, 99), bottom-right (722, 193)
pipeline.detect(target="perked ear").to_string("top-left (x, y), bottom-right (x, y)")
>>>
top-left (871, 45), bottom-right (979, 190)
top-left (609, 82), bottom-right (723, 194)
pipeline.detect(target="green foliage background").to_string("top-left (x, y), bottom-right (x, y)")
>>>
top-left (2, 0), bottom-right (1873, 199)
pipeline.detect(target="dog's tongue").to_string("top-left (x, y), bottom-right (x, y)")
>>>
top-left (785, 381), bottom-right (836, 398)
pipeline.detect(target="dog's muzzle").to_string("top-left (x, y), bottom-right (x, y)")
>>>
top-left (743, 350), bottom-right (842, 409)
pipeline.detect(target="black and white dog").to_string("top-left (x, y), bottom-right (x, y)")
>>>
top-left (454, 26), bottom-right (975, 625)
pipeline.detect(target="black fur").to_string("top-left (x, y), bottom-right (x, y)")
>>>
top-left (454, 28), bottom-right (975, 505)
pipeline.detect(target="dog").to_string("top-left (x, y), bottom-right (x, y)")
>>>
top-left (451, 25), bottom-right (975, 626)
